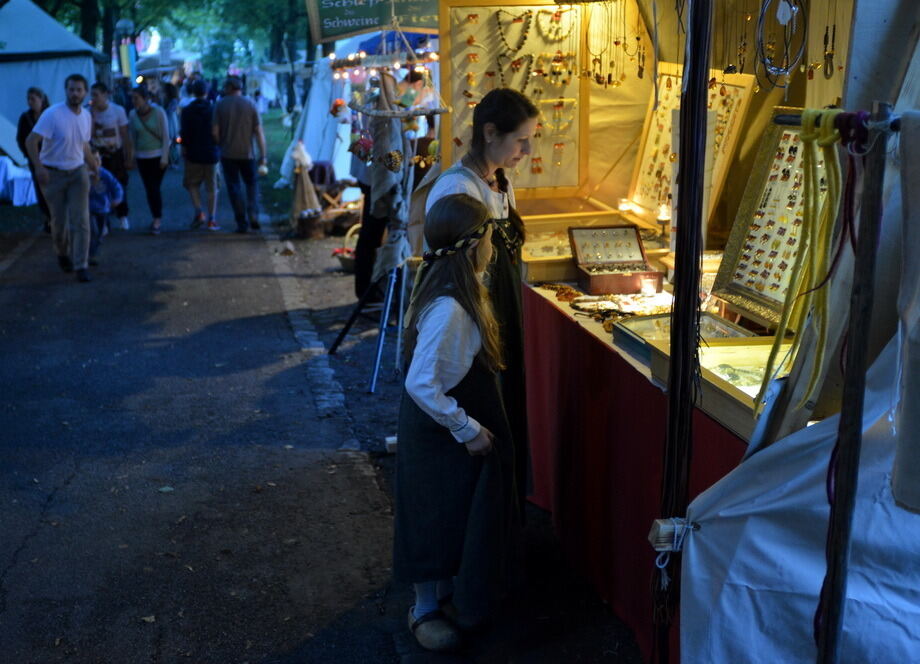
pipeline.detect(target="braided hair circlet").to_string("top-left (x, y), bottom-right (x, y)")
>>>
top-left (422, 220), bottom-right (493, 263)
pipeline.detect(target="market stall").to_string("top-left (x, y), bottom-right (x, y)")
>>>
top-left (431, 0), bottom-right (900, 660)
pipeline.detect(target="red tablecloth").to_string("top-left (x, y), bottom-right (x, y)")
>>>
top-left (523, 286), bottom-right (746, 662)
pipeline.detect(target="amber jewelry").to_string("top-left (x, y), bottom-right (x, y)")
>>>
top-left (536, 8), bottom-right (576, 42)
top-left (530, 155), bottom-right (544, 174)
top-left (465, 35), bottom-right (486, 50)
top-left (466, 13), bottom-right (479, 23)
top-left (552, 142), bottom-right (565, 166)
top-left (462, 89), bottom-right (475, 98)
top-left (466, 71), bottom-right (475, 86)
top-left (467, 53), bottom-right (480, 63)
top-left (483, 70), bottom-right (496, 92)
top-left (495, 9), bottom-right (533, 55)
top-left (496, 53), bottom-right (534, 95)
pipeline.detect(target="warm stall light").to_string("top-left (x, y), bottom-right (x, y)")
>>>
top-left (429, 52), bottom-right (440, 61)
top-left (369, 69), bottom-right (379, 76)
top-left (393, 61), bottom-right (401, 69)
top-left (359, 51), bottom-right (367, 58)
top-left (135, 75), bottom-right (144, 84)
top-left (618, 198), bottom-right (632, 212)
top-left (333, 72), bottom-right (341, 80)
top-left (328, 52), bottom-right (336, 60)
top-left (347, 53), bottom-right (355, 60)
top-left (414, 65), bottom-right (425, 73)
top-left (657, 204), bottom-right (672, 221)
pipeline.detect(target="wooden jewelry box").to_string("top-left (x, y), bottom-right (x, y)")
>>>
top-left (567, 224), bottom-right (664, 295)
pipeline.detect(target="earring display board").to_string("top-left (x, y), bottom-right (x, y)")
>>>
top-left (627, 62), bottom-right (755, 223)
top-left (439, 0), bottom-right (589, 196)
top-left (712, 107), bottom-right (829, 327)
top-left (567, 224), bottom-right (664, 294)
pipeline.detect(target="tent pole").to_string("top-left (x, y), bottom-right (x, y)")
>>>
top-left (652, 1), bottom-right (712, 662)
top-left (815, 101), bottom-right (892, 664)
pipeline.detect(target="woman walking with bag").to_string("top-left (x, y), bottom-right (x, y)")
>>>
top-left (127, 86), bottom-right (170, 235)
top-left (16, 87), bottom-right (52, 233)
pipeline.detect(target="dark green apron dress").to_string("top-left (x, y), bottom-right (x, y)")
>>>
top-left (394, 343), bottom-right (516, 617)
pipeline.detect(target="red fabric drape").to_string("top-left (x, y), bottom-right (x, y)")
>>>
top-left (523, 286), bottom-right (745, 662)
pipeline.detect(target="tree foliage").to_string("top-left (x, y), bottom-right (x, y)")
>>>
top-left (33, 0), bottom-right (309, 77)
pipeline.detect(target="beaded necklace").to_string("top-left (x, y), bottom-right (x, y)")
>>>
top-left (496, 53), bottom-right (534, 95)
top-left (494, 9), bottom-right (533, 55)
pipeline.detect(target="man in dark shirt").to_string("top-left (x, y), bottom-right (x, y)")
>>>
top-left (213, 76), bottom-right (267, 233)
top-left (180, 79), bottom-right (220, 230)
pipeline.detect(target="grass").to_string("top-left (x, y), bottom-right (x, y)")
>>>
top-left (259, 108), bottom-right (297, 224)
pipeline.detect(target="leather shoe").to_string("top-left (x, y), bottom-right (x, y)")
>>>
top-left (75, 268), bottom-right (91, 283)
top-left (407, 607), bottom-right (460, 652)
top-left (57, 255), bottom-right (73, 273)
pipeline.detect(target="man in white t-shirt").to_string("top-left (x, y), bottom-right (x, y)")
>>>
top-left (25, 73), bottom-right (97, 282)
top-left (90, 81), bottom-right (132, 229)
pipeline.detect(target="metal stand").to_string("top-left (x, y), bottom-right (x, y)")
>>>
top-left (328, 264), bottom-right (410, 394)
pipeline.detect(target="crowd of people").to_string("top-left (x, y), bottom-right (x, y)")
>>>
top-left (15, 72), bottom-right (269, 283)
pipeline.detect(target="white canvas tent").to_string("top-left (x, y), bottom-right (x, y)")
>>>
top-left (0, 0), bottom-right (103, 165)
top-left (678, 0), bottom-right (920, 660)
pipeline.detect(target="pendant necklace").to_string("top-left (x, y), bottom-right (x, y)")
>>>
top-left (494, 9), bottom-right (533, 55)
top-left (823, 0), bottom-right (837, 79)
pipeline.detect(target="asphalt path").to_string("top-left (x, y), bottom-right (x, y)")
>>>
top-left (0, 166), bottom-right (393, 662)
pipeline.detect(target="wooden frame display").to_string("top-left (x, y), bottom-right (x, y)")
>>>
top-left (713, 106), bottom-right (828, 327)
top-left (438, 0), bottom-right (590, 198)
top-left (567, 224), bottom-right (663, 294)
top-left (627, 62), bottom-right (755, 223)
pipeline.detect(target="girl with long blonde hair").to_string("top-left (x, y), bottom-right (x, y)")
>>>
top-left (394, 193), bottom-right (515, 652)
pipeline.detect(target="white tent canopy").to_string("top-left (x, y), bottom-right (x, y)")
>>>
top-left (0, 0), bottom-right (102, 164)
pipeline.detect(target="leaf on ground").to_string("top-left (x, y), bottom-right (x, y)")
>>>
top-left (266, 481), bottom-right (277, 487)
top-left (158, 486), bottom-right (175, 493)
top-left (185, 565), bottom-right (194, 572)
top-left (140, 615), bottom-right (156, 623)
top-left (283, 444), bottom-right (294, 450)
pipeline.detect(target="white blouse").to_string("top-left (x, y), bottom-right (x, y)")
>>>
top-left (425, 163), bottom-right (515, 219)
top-left (405, 296), bottom-right (482, 443)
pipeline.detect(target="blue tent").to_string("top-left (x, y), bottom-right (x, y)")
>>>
top-left (358, 31), bottom-right (431, 55)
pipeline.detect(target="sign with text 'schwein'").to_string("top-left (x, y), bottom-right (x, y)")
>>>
top-left (306, 0), bottom-right (438, 43)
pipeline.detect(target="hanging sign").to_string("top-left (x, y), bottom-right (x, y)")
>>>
top-left (306, 0), bottom-right (439, 44)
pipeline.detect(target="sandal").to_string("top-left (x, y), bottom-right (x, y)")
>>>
top-left (407, 607), bottom-right (461, 652)
top-left (439, 599), bottom-right (489, 633)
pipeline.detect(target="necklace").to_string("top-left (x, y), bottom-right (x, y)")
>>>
top-left (496, 53), bottom-right (534, 95)
top-left (495, 9), bottom-right (533, 55)
top-left (536, 8), bottom-right (575, 43)
top-left (585, 3), bottom-right (611, 86)
top-left (463, 154), bottom-right (496, 188)
top-left (823, 0), bottom-right (837, 79)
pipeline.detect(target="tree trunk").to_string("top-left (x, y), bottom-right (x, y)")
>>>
top-left (100, 4), bottom-right (116, 86)
top-left (80, 0), bottom-right (100, 48)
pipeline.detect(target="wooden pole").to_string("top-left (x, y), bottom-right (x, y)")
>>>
top-left (815, 101), bottom-right (892, 663)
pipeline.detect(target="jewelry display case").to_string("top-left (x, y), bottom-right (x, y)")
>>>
top-left (567, 224), bottom-right (663, 294)
top-left (439, 0), bottom-right (590, 197)
top-left (712, 106), bottom-right (829, 327)
top-left (613, 311), bottom-right (753, 363)
top-left (649, 337), bottom-right (792, 440)
top-left (623, 62), bottom-right (756, 227)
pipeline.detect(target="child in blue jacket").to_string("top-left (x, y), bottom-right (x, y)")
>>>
top-left (89, 147), bottom-right (124, 265)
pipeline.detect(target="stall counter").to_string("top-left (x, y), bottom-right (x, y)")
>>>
top-left (523, 284), bottom-right (746, 662)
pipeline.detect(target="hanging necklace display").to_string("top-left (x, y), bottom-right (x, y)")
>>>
top-left (822, 0), bottom-right (837, 79)
top-left (545, 98), bottom-right (576, 133)
top-left (585, 2), bottom-right (611, 86)
top-left (495, 9), bottom-right (533, 55)
top-left (552, 142), bottom-right (565, 167)
top-left (496, 53), bottom-right (534, 95)
top-left (721, 3), bottom-right (737, 74)
top-left (755, 0), bottom-right (807, 91)
top-left (608, 0), bottom-right (629, 87)
top-left (536, 7), bottom-right (576, 43)
top-left (738, 4), bottom-right (752, 74)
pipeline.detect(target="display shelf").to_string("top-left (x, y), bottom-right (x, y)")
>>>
top-left (439, 0), bottom-right (590, 197)
top-left (627, 62), bottom-right (755, 224)
top-left (712, 106), bottom-right (829, 327)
